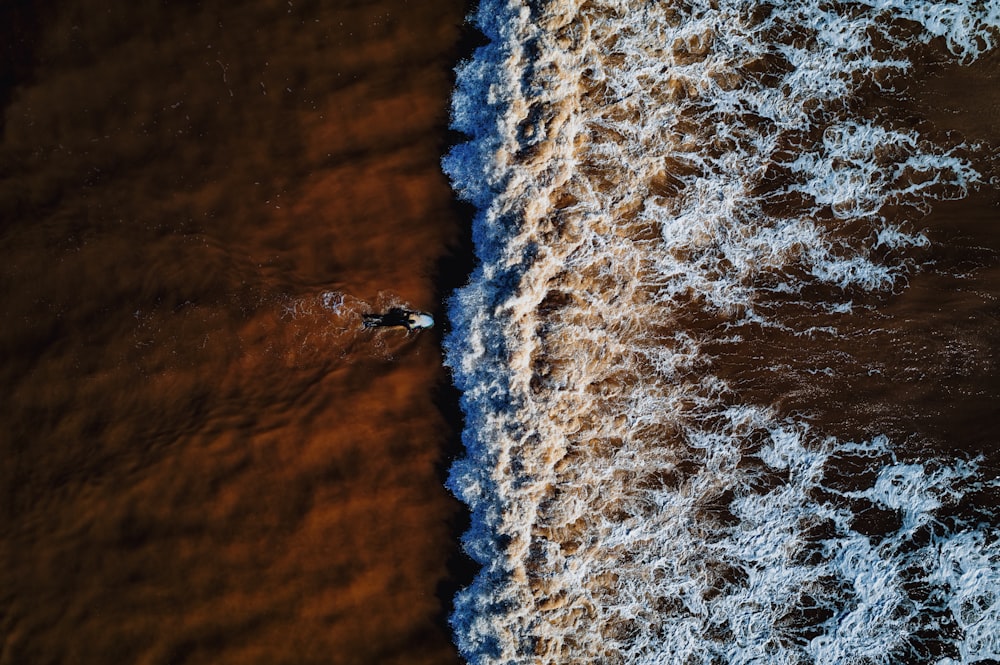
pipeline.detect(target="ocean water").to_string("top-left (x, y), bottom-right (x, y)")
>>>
top-left (443, 1), bottom-right (1000, 663)
top-left (1, 2), bottom-right (470, 663)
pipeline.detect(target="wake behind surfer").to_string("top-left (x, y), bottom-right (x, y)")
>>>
top-left (362, 308), bottom-right (434, 331)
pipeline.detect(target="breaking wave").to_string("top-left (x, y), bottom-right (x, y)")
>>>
top-left (443, 0), bottom-right (1000, 663)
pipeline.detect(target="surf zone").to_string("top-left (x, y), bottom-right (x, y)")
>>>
top-left (443, 1), bottom-right (1000, 664)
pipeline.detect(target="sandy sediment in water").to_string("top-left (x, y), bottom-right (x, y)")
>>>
top-left (1, 2), bottom-right (469, 663)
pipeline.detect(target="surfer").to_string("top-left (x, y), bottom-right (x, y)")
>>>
top-left (362, 308), bottom-right (434, 331)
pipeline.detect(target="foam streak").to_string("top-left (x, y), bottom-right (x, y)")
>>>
top-left (444, 0), bottom-right (1000, 662)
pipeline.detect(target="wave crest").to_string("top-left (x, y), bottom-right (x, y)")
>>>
top-left (443, 0), bottom-right (1000, 662)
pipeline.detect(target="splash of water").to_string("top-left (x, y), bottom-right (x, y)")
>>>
top-left (443, 0), bottom-right (1000, 663)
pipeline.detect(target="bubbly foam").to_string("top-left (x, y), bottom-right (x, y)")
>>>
top-left (443, 0), bottom-right (1000, 662)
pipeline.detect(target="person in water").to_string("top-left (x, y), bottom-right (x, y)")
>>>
top-left (362, 308), bottom-right (434, 331)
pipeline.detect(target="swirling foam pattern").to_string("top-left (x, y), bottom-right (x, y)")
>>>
top-left (443, 1), bottom-right (1000, 663)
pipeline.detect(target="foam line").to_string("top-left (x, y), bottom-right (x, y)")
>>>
top-left (443, 0), bottom-right (1000, 662)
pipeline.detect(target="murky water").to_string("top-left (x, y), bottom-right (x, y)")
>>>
top-left (1, 2), bottom-right (471, 663)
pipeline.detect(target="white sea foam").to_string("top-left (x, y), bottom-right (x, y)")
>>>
top-left (443, 0), bottom-right (1000, 662)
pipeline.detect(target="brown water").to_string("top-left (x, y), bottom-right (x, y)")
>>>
top-left (706, 49), bottom-right (1000, 464)
top-left (1, 2), bottom-right (472, 663)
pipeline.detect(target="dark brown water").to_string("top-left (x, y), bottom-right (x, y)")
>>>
top-left (1, 2), bottom-right (472, 663)
top-left (707, 49), bottom-right (1000, 467)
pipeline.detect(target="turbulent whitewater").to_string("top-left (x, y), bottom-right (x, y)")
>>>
top-left (442, 1), bottom-right (1000, 663)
